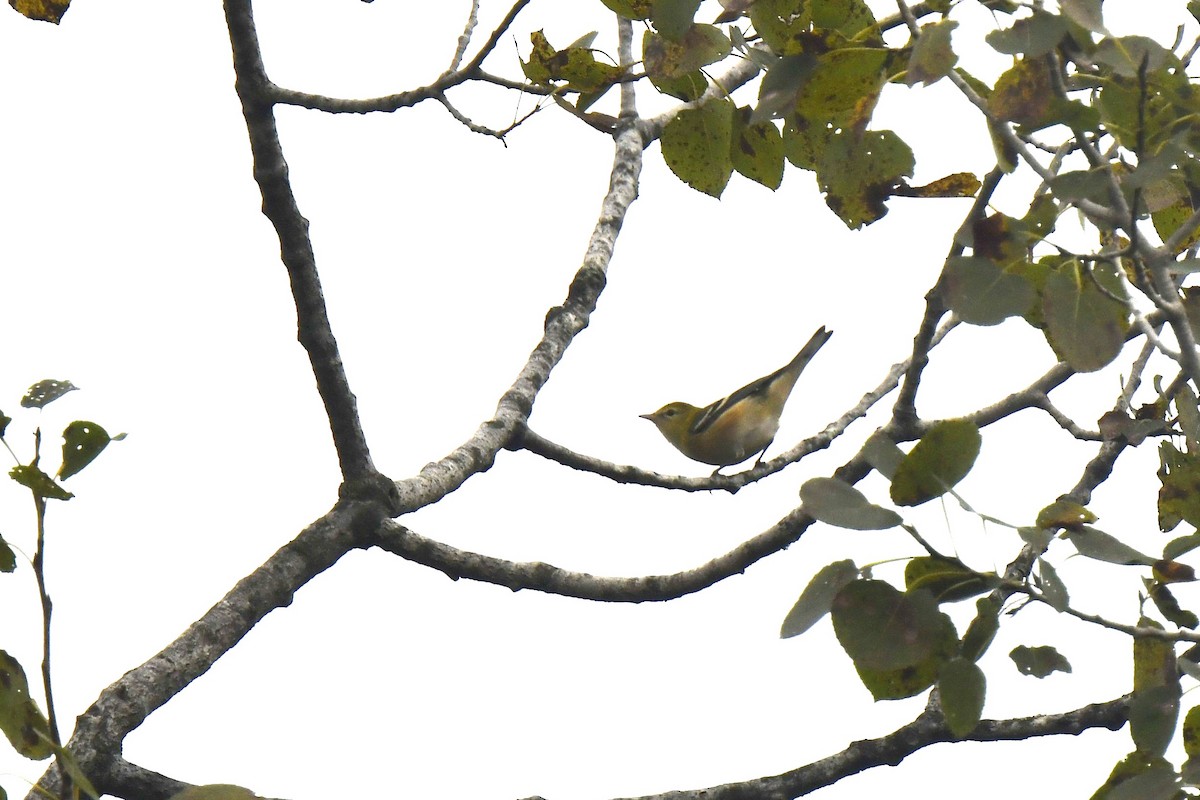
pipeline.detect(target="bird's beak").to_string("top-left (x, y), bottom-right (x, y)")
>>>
top-left (638, 412), bottom-right (654, 421)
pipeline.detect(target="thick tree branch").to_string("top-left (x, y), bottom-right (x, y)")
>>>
top-left (390, 19), bottom-right (644, 515)
top-left (30, 499), bottom-right (381, 800)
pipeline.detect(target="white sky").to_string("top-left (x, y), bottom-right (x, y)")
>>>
top-left (0, 1), bottom-right (1195, 798)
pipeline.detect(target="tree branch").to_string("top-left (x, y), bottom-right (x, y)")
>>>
top-left (390, 18), bottom-right (644, 515)
top-left (225, 0), bottom-right (378, 485)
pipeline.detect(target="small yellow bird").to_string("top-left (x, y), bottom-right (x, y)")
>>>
top-left (640, 326), bottom-right (832, 471)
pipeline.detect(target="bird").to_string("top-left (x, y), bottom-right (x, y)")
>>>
top-left (640, 326), bottom-right (833, 472)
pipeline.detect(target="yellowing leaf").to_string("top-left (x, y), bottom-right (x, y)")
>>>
top-left (661, 97), bottom-right (735, 197)
top-left (816, 129), bottom-right (914, 229)
top-left (989, 59), bottom-right (1054, 127)
top-left (895, 172), bottom-right (980, 198)
top-left (1035, 499), bottom-right (1097, 529)
top-left (8, 0), bottom-right (70, 23)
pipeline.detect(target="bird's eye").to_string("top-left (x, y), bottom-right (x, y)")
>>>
top-left (663, 408), bottom-right (677, 417)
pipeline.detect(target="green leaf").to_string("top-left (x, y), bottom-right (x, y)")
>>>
top-left (0, 650), bottom-right (53, 760)
top-left (862, 431), bottom-right (904, 479)
top-left (1036, 558), bottom-right (1069, 612)
top-left (1059, 0), bottom-right (1105, 33)
top-left (754, 54), bottom-right (817, 123)
top-left (1095, 35), bottom-right (1171, 78)
top-left (730, 108), bottom-right (785, 190)
top-left (816, 129), bottom-right (914, 229)
top-left (1035, 499), bottom-right (1097, 529)
top-left (985, 11), bottom-right (1067, 57)
top-left (1092, 753), bottom-right (1178, 800)
top-left (749, 0), bottom-right (811, 55)
top-left (58, 420), bottom-right (115, 480)
top-left (1102, 763), bottom-right (1180, 800)
top-left (652, 0), bottom-right (701, 41)
top-left (1017, 526), bottom-right (1054, 549)
top-left (941, 256), bottom-right (1036, 326)
top-left (9, 465), bottom-right (73, 501)
top-left (959, 597), bottom-right (1001, 662)
top-left (799, 477), bottom-right (901, 530)
top-left (1010, 644), bottom-right (1071, 678)
top-left (598, 0), bottom-right (653, 19)
top-left (1132, 616), bottom-right (1181, 757)
top-left (904, 556), bottom-right (997, 603)
top-left (643, 25), bottom-right (731, 80)
top-left (1185, 705), bottom-right (1200, 759)
top-left (853, 609), bottom-right (958, 700)
top-left (0, 534), bottom-right (16, 574)
top-left (1064, 526), bottom-right (1155, 566)
top-left (0, 411), bottom-right (10, 439)
top-left (1041, 260), bottom-right (1129, 373)
top-left (661, 97), bottom-right (735, 197)
top-left (1159, 442), bottom-right (1200, 532)
top-left (521, 30), bottom-right (624, 93)
top-left (649, 68), bottom-right (708, 101)
top-left (905, 20), bottom-right (957, 86)
top-left (1164, 530), bottom-right (1200, 560)
top-left (938, 657), bottom-right (985, 738)
top-left (795, 47), bottom-right (889, 124)
top-left (780, 559), bottom-right (859, 638)
top-left (20, 379), bottom-right (78, 410)
top-left (1049, 168), bottom-right (1112, 204)
top-left (808, 0), bottom-right (879, 41)
top-left (1145, 581), bottom-right (1198, 629)
top-left (831, 580), bottom-right (953, 671)
top-left (890, 419), bottom-right (981, 507)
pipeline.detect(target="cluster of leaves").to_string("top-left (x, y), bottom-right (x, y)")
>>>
top-left (521, 0), bottom-right (979, 225)
top-left (785, 400), bottom-right (1200, 796)
top-left (0, 379), bottom-right (124, 800)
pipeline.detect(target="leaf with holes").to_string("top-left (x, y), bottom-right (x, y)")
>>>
top-left (21, 379), bottom-right (77, 409)
top-left (59, 420), bottom-right (117, 480)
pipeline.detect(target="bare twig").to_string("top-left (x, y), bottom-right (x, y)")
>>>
top-left (444, 0), bottom-right (482, 75)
